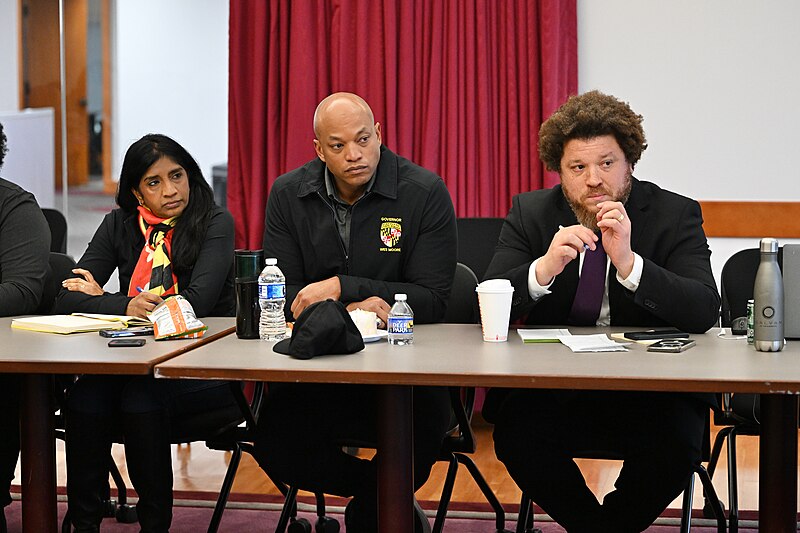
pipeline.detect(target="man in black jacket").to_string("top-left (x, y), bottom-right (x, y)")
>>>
top-left (0, 121), bottom-right (51, 533)
top-left (255, 93), bottom-right (457, 532)
top-left (483, 91), bottom-right (720, 532)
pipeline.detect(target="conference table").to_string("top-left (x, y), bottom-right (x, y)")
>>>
top-left (155, 322), bottom-right (800, 532)
top-left (0, 317), bottom-right (235, 533)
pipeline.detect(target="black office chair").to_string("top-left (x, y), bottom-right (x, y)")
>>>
top-left (37, 252), bottom-right (76, 314)
top-left (204, 381), bottom-right (269, 533)
top-left (435, 263), bottom-right (510, 532)
top-left (515, 418), bottom-right (727, 533)
top-left (276, 263), bottom-right (512, 533)
top-left (703, 247), bottom-right (784, 532)
top-left (442, 262), bottom-right (479, 324)
top-left (456, 217), bottom-right (505, 281)
top-left (42, 208), bottom-right (68, 254)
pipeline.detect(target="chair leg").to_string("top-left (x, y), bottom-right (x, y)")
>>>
top-left (207, 444), bottom-right (243, 533)
top-left (432, 454), bottom-right (459, 533)
top-left (679, 472), bottom-right (695, 533)
top-left (706, 426), bottom-right (734, 480)
top-left (727, 428), bottom-right (739, 533)
top-left (275, 486), bottom-right (299, 533)
top-left (515, 493), bottom-right (541, 533)
top-left (693, 465), bottom-right (727, 533)
top-left (455, 453), bottom-right (509, 531)
top-left (515, 494), bottom-right (529, 533)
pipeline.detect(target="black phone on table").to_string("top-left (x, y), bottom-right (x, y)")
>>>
top-left (647, 339), bottom-right (695, 352)
top-left (624, 329), bottom-right (689, 341)
top-left (108, 338), bottom-right (146, 347)
top-left (99, 326), bottom-right (154, 338)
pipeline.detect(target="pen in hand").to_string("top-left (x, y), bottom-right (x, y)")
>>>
top-left (558, 225), bottom-right (590, 251)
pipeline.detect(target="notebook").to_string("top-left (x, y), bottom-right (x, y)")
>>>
top-left (10, 315), bottom-right (128, 334)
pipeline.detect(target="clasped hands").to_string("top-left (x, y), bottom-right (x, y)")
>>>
top-left (291, 275), bottom-right (390, 327)
top-left (535, 201), bottom-right (635, 286)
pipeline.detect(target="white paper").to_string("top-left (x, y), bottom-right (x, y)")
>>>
top-left (518, 329), bottom-right (572, 342)
top-left (557, 333), bottom-right (629, 352)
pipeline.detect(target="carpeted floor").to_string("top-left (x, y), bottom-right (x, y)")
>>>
top-left (5, 493), bottom-right (758, 532)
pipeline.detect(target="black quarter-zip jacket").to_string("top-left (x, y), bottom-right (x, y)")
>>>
top-left (262, 146), bottom-right (457, 324)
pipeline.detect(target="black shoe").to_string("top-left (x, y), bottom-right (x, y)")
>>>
top-left (344, 497), bottom-right (376, 533)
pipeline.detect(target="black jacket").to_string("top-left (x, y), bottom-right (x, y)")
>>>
top-left (54, 205), bottom-right (235, 317)
top-left (485, 178), bottom-right (720, 333)
top-left (0, 177), bottom-right (50, 315)
top-left (263, 145), bottom-right (457, 323)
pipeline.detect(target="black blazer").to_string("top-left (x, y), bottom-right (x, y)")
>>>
top-left (54, 206), bottom-right (235, 317)
top-left (483, 178), bottom-right (720, 417)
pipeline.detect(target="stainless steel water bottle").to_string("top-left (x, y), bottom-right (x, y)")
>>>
top-left (754, 238), bottom-right (784, 352)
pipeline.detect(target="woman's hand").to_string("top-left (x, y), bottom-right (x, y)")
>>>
top-left (126, 291), bottom-right (164, 319)
top-left (62, 268), bottom-right (104, 296)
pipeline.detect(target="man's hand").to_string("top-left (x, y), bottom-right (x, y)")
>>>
top-left (291, 276), bottom-right (342, 319)
top-left (535, 225), bottom-right (598, 285)
top-left (62, 268), bottom-right (104, 296)
top-left (596, 201), bottom-right (634, 278)
top-left (346, 296), bottom-right (391, 328)
top-left (125, 291), bottom-right (164, 319)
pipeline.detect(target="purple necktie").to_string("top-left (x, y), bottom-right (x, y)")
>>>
top-left (567, 237), bottom-right (607, 326)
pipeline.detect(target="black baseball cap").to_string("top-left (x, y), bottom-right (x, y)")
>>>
top-left (273, 299), bottom-right (365, 359)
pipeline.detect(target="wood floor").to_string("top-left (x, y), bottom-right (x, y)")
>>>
top-left (36, 414), bottom-right (780, 513)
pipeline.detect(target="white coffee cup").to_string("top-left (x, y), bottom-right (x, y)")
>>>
top-left (476, 279), bottom-right (514, 342)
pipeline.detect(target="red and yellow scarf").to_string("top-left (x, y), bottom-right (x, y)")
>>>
top-left (128, 206), bottom-right (180, 297)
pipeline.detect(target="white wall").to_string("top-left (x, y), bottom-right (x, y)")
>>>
top-left (577, 0), bottom-right (800, 284)
top-left (0, 109), bottom-right (56, 208)
top-left (112, 0), bottom-right (228, 184)
top-left (0, 0), bottom-right (20, 112)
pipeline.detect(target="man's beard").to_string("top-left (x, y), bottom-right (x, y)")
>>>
top-left (563, 175), bottom-right (632, 231)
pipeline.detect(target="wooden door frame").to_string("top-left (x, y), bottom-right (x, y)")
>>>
top-left (101, 0), bottom-right (114, 194)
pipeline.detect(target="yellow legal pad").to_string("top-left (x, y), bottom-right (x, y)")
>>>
top-left (10, 314), bottom-right (128, 334)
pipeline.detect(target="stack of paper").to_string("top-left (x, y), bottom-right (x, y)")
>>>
top-left (558, 334), bottom-right (629, 353)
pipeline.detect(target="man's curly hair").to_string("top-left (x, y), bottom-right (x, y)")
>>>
top-left (538, 90), bottom-right (647, 172)
top-left (0, 122), bottom-right (7, 170)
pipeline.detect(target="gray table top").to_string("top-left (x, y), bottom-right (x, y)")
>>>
top-left (155, 321), bottom-right (800, 394)
top-left (0, 317), bottom-right (234, 375)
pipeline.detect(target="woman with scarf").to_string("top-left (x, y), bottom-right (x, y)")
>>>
top-left (54, 134), bottom-right (238, 533)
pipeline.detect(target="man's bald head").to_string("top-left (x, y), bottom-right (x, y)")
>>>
top-left (313, 93), bottom-right (375, 139)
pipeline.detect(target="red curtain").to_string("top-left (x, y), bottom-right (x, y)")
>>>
top-left (228, 0), bottom-right (577, 248)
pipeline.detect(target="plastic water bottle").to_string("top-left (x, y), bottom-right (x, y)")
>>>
top-left (388, 294), bottom-right (414, 345)
top-left (258, 258), bottom-right (286, 341)
top-left (754, 237), bottom-right (784, 352)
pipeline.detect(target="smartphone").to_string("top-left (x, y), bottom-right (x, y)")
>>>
top-left (647, 339), bottom-right (696, 353)
top-left (100, 326), bottom-right (154, 338)
top-left (624, 329), bottom-right (689, 341)
top-left (108, 338), bottom-right (146, 347)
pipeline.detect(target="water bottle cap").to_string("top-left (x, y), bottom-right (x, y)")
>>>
top-left (265, 257), bottom-right (278, 266)
top-left (394, 293), bottom-right (407, 301)
top-left (759, 238), bottom-right (779, 254)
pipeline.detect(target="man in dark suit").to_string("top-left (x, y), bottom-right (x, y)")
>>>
top-left (483, 91), bottom-right (720, 532)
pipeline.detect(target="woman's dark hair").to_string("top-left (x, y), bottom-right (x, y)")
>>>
top-left (0, 122), bottom-right (7, 170)
top-left (538, 90), bottom-right (647, 172)
top-left (116, 133), bottom-right (215, 272)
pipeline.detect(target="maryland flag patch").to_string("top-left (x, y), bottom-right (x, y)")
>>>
top-left (380, 217), bottom-right (402, 252)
